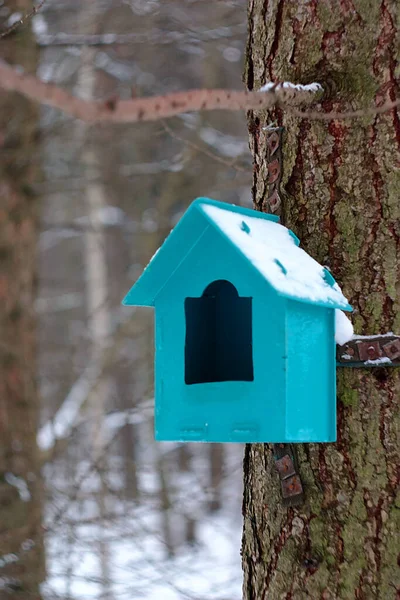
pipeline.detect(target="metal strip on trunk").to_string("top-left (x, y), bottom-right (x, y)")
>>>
top-left (273, 443), bottom-right (304, 506)
top-left (263, 126), bottom-right (284, 216)
top-left (337, 334), bottom-right (400, 367)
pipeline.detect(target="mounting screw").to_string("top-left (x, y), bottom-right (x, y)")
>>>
top-left (268, 190), bottom-right (281, 213)
top-left (275, 455), bottom-right (296, 479)
top-left (357, 341), bottom-right (382, 362)
top-left (268, 159), bottom-right (280, 184)
top-left (267, 131), bottom-right (280, 155)
top-left (382, 339), bottom-right (400, 360)
top-left (281, 474), bottom-right (303, 499)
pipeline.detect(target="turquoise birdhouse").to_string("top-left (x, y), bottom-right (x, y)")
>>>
top-left (122, 198), bottom-right (352, 443)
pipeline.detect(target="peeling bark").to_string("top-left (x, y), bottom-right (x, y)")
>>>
top-left (242, 1), bottom-right (400, 599)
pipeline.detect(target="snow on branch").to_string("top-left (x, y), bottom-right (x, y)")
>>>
top-left (0, 0), bottom-right (45, 38)
top-left (0, 59), bottom-right (322, 123)
top-left (259, 81), bottom-right (322, 94)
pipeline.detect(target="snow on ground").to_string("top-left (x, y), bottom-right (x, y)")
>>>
top-left (41, 447), bottom-right (243, 600)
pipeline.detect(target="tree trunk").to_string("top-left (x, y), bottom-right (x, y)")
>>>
top-left (75, 3), bottom-right (113, 595)
top-left (0, 2), bottom-right (45, 597)
top-left (242, 2), bottom-right (400, 599)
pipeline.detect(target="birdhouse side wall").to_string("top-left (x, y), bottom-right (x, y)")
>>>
top-left (285, 301), bottom-right (336, 442)
top-left (153, 226), bottom-right (287, 442)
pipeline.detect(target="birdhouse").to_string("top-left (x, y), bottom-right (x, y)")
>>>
top-left (122, 198), bottom-right (352, 443)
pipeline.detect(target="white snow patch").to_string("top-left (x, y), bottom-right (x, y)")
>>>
top-left (0, 553), bottom-right (19, 568)
top-left (354, 332), bottom-right (394, 340)
top-left (335, 310), bottom-right (354, 345)
top-left (223, 47), bottom-right (242, 62)
top-left (260, 81), bottom-right (322, 93)
top-left (364, 356), bottom-right (392, 366)
top-left (32, 14), bottom-right (47, 36)
top-left (76, 206), bottom-right (127, 227)
top-left (201, 203), bottom-right (350, 308)
top-left (21, 539), bottom-right (35, 552)
top-left (149, 246), bottom-right (161, 263)
top-left (37, 62), bottom-right (56, 83)
top-left (5, 473), bottom-right (31, 502)
top-left (260, 82), bottom-right (276, 92)
top-left (7, 12), bottom-right (22, 26)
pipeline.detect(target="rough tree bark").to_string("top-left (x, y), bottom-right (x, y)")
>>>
top-left (0, 2), bottom-right (44, 597)
top-left (242, 2), bottom-right (399, 599)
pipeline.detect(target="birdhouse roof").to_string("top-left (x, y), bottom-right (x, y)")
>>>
top-left (123, 198), bottom-right (352, 311)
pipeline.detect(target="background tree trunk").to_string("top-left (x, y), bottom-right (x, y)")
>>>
top-left (0, 2), bottom-right (45, 597)
top-left (242, 2), bottom-right (400, 599)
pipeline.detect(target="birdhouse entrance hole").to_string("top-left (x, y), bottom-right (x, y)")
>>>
top-left (184, 280), bottom-right (254, 385)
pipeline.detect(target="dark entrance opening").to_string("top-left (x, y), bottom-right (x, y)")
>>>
top-left (184, 280), bottom-right (254, 385)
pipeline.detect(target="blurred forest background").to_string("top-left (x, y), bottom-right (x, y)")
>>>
top-left (1, 0), bottom-right (253, 598)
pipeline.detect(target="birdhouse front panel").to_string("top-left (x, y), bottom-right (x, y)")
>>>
top-left (154, 224), bottom-right (287, 442)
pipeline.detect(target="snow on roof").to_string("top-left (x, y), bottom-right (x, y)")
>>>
top-left (200, 202), bottom-right (351, 310)
top-left (335, 309), bottom-right (354, 344)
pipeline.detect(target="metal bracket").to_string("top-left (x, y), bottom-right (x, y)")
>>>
top-left (337, 334), bottom-right (400, 367)
top-left (273, 443), bottom-right (304, 507)
top-left (264, 126), bottom-right (284, 216)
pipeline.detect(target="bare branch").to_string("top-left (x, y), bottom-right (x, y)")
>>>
top-left (0, 60), bottom-right (322, 123)
top-left (1, 59), bottom-right (398, 123)
top-left (0, 0), bottom-right (45, 39)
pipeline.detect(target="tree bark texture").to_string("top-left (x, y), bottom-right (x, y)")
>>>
top-left (242, 2), bottom-right (399, 599)
top-left (0, 2), bottom-right (44, 597)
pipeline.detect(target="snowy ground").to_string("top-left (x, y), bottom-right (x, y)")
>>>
top-left (41, 446), bottom-right (244, 600)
